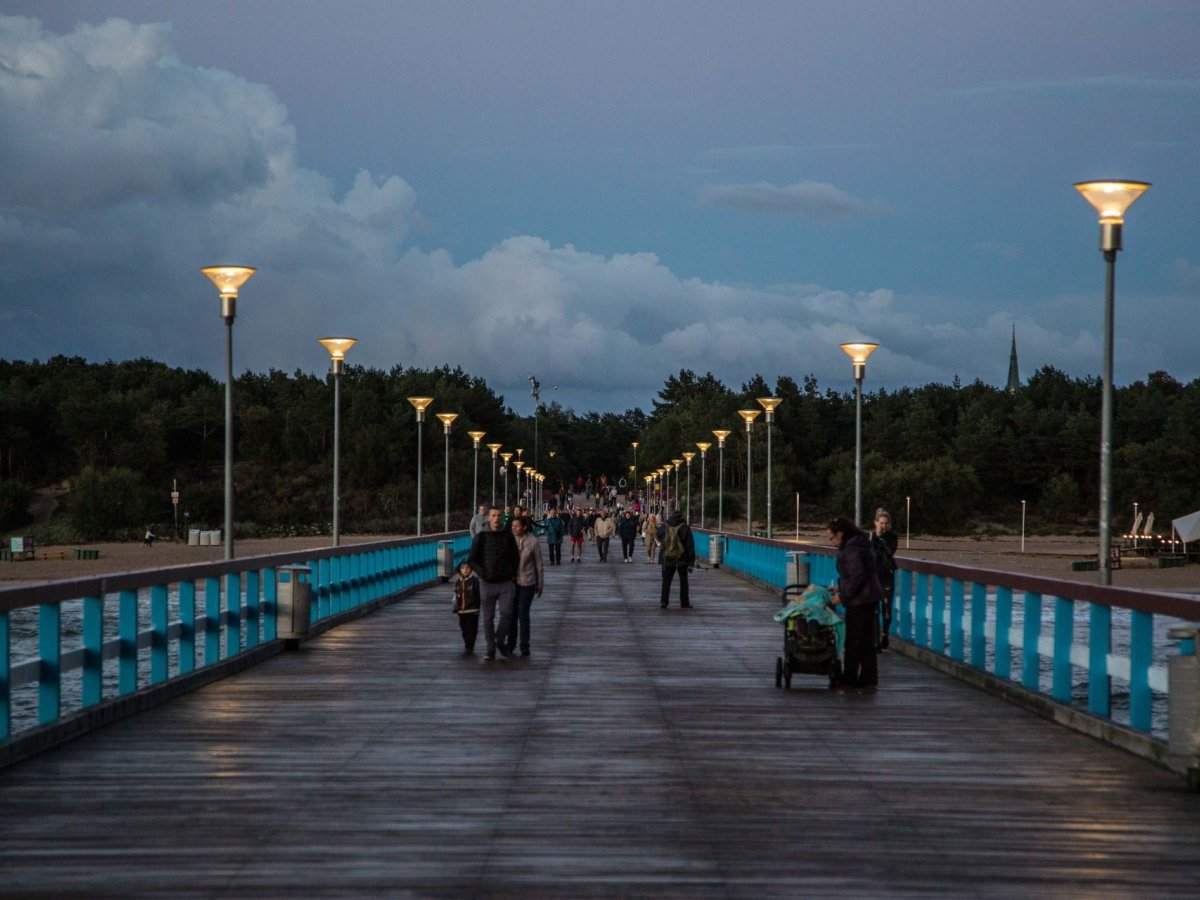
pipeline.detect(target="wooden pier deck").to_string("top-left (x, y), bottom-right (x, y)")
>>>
top-left (2, 550), bottom-right (1199, 897)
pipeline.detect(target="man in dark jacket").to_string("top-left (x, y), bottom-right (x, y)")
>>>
top-left (544, 508), bottom-right (566, 565)
top-left (567, 509), bottom-right (587, 563)
top-left (828, 515), bottom-right (884, 690)
top-left (468, 506), bottom-right (520, 660)
top-left (656, 510), bottom-right (696, 608)
top-left (615, 510), bottom-right (639, 563)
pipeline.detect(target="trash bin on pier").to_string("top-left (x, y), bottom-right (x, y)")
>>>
top-left (276, 565), bottom-right (314, 644)
top-left (188, 528), bottom-right (201, 546)
top-left (438, 540), bottom-right (456, 582)
top-left (709, 534), bottom-right (723, 568)
top-left (785, 550), bottom-right (810, 588)
top-left (1169, 624), bottom-right (1200, 790)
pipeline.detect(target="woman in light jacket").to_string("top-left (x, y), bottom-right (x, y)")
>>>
top-left (507, 516), bottom-right (544, 657)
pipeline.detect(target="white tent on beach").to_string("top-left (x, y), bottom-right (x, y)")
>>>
top-left (1171, 510), bottom-right (1200, 545)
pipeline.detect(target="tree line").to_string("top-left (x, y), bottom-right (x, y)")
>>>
top-left (0, 356), bottom-right (1194, 540)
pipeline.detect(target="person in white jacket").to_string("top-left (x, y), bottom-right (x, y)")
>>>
top-left (593, 510), bottom-right (616, 562)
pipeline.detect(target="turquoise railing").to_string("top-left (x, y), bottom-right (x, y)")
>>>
top-left (703, 529), bottom-right (1199, 738)
top-left (0, 533), bottom-right (470, 744)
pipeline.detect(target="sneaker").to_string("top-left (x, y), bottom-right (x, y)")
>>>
top-left (484, 655), bottom-right (495, 662)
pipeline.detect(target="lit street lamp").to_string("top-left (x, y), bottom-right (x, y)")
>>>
top-left (514, 460), bottom-right (525, 509)
top-left (468, 431), bottom-right (486, 509)
top-left (840, 342), bottom-right (879, 526)
top-left (1075, 179), bottom-right (1151, 586)
top-left (757, 397), bottom-right (782, 538)
top-left (671, 458), bottom-right (682, 512)
top-left (488, 443), bottom-right (502, 506)
top-left (201, 265), bottom-right (256, 560)
top-left (407, 397), bottom-right (434, 536)
top-left (664, 464), bottom-right (674, 512)
top-left (436, 413), bottom-right (458, 532)
top-left (696, 442), bottom-right (712, 529)
top-left (501, 452), bottom-right (513, 508)
top-left (632, 441), bottom-right (639, 491)
top-left (713, 430), bottom-right (731, 531)
top-left (682, 452), bottom-right (696, 521)
top-left (737, 410), bottom-right (761, 535)
top-left (318, 337), bottom-right (357, 546)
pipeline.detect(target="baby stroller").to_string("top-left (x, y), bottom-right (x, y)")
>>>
top-left (774, 583), bottom-right (843, 689)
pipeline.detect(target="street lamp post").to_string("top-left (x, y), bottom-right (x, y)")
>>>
top-left (201, 265), bottom-right (256, 560)
top-left (664, 464), bottom-right (675, 512)
top-left (1021, 499), bottom-right (1027, 554)
top-left (840, 342), bottom-right (880, 526)
top-left (682, 452), bottom-right (695, 522)
top-left (1075, 179), bottom-right (1151, 586)
top-left (436, 413), bottom-right (458, 532)
top-left (318, 337), bottom-right (357, 546)
top-left (632, 441), bottom-right (639, 489)
top-left (696, 442), bottom-right (711, 529)
top-left (905, 496), bottom-right (911, 549)
top-left (488, 443), bottom-right (502, 506)
top-left (713, 430), bottom-right (731, 531)
top-left (671, 459), bottom-right (682, 511)
top-left (514, 460), bottom-right (525, 509)
top-left (500, 452), bottom-right (513, 509)
top-left (737, 410), bottom-right (761, 535)
top-left (757, 397), bottom-right (782, 538)
top-left (468, 431), bottom-right (486, 509)
top-left (407, 397), bottom-right (434, 536)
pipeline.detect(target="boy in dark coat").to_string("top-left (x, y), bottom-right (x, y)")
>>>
top-left (452, 561), bottom-right (481, 654)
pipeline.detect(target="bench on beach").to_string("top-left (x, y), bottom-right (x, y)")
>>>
top-left (74, 548), bottom-right (100, 560)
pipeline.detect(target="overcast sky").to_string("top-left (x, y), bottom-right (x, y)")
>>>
top-left (2, 2), bottom-right (1198, 413)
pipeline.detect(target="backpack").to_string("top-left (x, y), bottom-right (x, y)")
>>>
top-left (662, 524), bottom-right (685, 563)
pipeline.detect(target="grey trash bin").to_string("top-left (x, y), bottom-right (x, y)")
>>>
top-left (276, 564), bottom-right (314, 643)
top-left (1168, 624), bottom-right (1200, 790)
top-left (709, 535), bottom-right (723, 568)
top-left (785, 550), bottom-right (810, 587)
top-left (438, 540), bottom-right (456, 582)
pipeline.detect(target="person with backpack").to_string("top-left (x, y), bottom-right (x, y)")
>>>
top-left (870, 507), bottom-right (898, 650)
top-left (656, 509), bottom-right (695, 608)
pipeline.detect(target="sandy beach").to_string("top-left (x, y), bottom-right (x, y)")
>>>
top-left (3, 530), bottom-right (1199, 595)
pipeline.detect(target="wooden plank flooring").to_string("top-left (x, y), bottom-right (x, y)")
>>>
top-left (2, 547), bottom-right (1199, 897)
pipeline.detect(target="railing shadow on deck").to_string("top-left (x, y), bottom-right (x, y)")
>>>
top-left (694, 528), bottom-right (1200, 786)
top-left (0, 532), bottom-right (470, 767)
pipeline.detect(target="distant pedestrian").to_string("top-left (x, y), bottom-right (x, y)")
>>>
top-left (451, 561), bottom-right (481, 654)
top-left (643, 513), bottom-right (659, 563)
top-left (143, 526), bottom-right (157, 547)
top-left (616, 510), bottom-right (639, 562)
top-left (870, 508), bottom-right (898, 650)
top-left (594, 510), bottom-right (615, 562)
top-left (828, 515), bottom-right (883, 691)
top-left (468, 504), bottom-right (488, 538)
top-left (567, 509), bottom-right (586, 563)
top-left (468, 506), bottom-right (521, 661)
top-left (657, 509), bottom-right (695, 608)
top-left (544, 508), bottom-right (566, 565)
top-left (507, 516), bottom-right (544, 657)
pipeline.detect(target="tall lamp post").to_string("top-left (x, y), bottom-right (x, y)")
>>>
top-left (201, 265), bottom-right (256, 560)
top-left (656, 468), bottom-right (665, 512)
top-left (632, 441), bottom-right (639, 492)
top-left (514, 460), bottom-right (525, 509)
top-left (488, 443), bottom-right (502, 506)
top-left (644, 474), bottom-right (654, 513)
top-left (468, 431), bottom-right (486, 509)
top-left (318, 337), bottom-right (357, 547)
top-left (500, 453), bottom-right (513, 508)
top-left (840, 342), bottom-right (879, 526)
top-left (682, 452), bottom-right (696, 522)
top-left (671, 459), bottom-right (683, 511)
top-left (436, 413), bottom-right (458, 532)
top-left (737, 410), bottom-right (761, 535)
top-left (713, 430), bottom-right (731, 531)
top-left (1075, 179), bottom-right (1151, 586)
top-left (664, 464), bottom-right (674, 511)
top-left (696, 442), bottom-right (712, 528)
top-left (757, 397), bottom-right (782, 538)
top-left (407, 396), bottom-right (434, 536)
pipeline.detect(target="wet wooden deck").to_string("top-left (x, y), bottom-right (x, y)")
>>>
top-left (2, 548), bottom-right (1199, 897)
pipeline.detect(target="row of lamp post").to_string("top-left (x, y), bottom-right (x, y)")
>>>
top-left (205, 177), bottom-right (1142, 581)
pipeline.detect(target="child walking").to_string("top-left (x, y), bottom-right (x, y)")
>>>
top-left (452, 561), bottom-right (481, 654)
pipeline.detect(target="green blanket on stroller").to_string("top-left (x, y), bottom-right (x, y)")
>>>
top-left (774, 585), bottom-right (845, 656)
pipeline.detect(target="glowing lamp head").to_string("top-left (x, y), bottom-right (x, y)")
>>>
top-left (696, 441), bottom-right (712, 455)
top-left (682, 452), bottom-right (696, 463)
top-left (632, 441), bottom-right (639, 449)
top-left (468, 430), bottom-right (486, 446)
top-left (514, 460), bottom-right (524, 470)
top-left (501, 452), bottom-right (513, 464)
top-left (488, 442), bottom-right (502, 455)
top-left (840, 342), bottom-right (880, 380)
top-left (319, 337), bottom-right (356, 375)
top-left (407, 396), bottom-right (434, 422)
top-left (713, 429), bottom-right (732, 447)
top-left (201, 265), bottom-right (256, 297)
top-left (757, 396), bottom-right (782, 420)
top-left (548, 450), bottom-right (557, 458)
top-left (738, 409), bottom-right (761, 429)
top-left (1074, 180), bottom-right (1150, 252)
top-left (436, 412), bottom-right (458, 432)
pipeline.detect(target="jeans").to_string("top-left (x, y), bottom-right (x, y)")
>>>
top-left (660, 565), bottom-right (690, 607)
top-left (548, 542), bottom-right (562, 564)
top-left (507, 584), bottom-right (537, 653)
top-left (620, 536), bottom-right (636, 560)
top-left (596, 536), bottom-right (610, 561)
top-left (480, 580), bottom-right (515, 656)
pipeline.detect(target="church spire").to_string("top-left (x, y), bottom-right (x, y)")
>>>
top-left (1006, 324), bottom-right (1020, 393)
